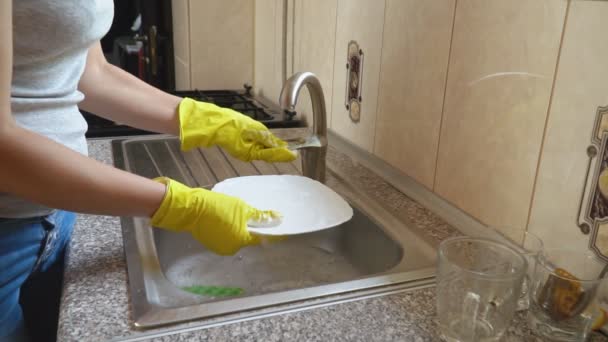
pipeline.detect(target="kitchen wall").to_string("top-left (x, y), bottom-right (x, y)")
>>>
top-left (374, 0), bottom-right (455, 189)
top-left (179, 0), bottom-right (608, 257)
top-left (434, 0), bottom-right (567, 241)
top-left (527, 0), bottom-right (608, 253)
top-left (253, 0), bottom-right (285, 103)
top-left (171, 0), bottom-right (191, 90)
top-left (291, 0), bottom-right (338, 126)
top-left (253, 0), bottom-right (339, 126)
top-left (329, 0), bottom-right (386, 152)
top-left (171, 0), bottom-right (253, 90)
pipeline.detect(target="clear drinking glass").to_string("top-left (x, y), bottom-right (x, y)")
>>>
top-left (527, 248), bottom-right (605, 341)
top-left (515, 231), bottom-right (543, 311)
top-left (488, 228), bottom-right (544, 311)
top-left (437, 237), bottom-right (528, 342)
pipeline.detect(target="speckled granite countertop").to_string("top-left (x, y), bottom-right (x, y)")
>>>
top-left (57, 134), bottom-right (607, 342)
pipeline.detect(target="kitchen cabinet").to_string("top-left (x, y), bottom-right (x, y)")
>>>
top-left (291, 0), bottom-right (338, 125)
top-left (528, 1), bottom-right (608, 253)
top-left (330, 0), bottom-right (386, 152)
top-left (186, 0), bottom-right (253, 90)
top-left (373, 0), bottom-right (455, 190)
top-left (433, 0), bottom-right (567, 239)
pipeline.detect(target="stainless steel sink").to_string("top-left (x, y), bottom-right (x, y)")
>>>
top-left (112, 135), bottom-right (437, 329)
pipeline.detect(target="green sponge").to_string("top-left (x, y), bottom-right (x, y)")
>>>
top-left (182, 285), bottom-right (244, 297)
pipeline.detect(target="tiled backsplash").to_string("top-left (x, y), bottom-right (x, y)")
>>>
top-left (528, 1), bottom-right (608, 257)
top-left (373, 0), bottom-right (454, 190)
top-left (247, 0), bottom-right (608, 258)
top-left (253, 0), bottom-right (285, 103)
top-left (434, 0), bottom-right (567, 242)
top-left (171, 0), bottom-right (191, 90)
top-left (328, 0), bottom-right (386, 153)
top-left (291, 0), bottom-right (338, 126)
top-left (172, 0), bottom-right (253, 90)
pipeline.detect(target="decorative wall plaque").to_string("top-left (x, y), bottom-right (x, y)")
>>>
top-left (345, 40), bottom-right (364, 123)
top-left (578, 105), bottom-right (608, 261)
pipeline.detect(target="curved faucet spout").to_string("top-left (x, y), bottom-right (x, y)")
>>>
top-left (279, 72), bottom-right (328, 183)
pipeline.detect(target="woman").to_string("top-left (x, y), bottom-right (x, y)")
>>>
top-left (0, 1), bottom-right (295, 341)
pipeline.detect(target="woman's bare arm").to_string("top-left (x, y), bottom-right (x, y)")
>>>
top-left (78, 43), bottom-right (182, 135)
top-left (0, 2), bottom-right (166, 217)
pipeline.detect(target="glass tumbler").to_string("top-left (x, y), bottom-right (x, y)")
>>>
top-left (437, 237), bottom-right (528, 342)
top-left (507, 231), bottom-right (544, 311)
top-left (488, 228), bottom-right (544, 311)
top-left (527, 248), bottom-right (605, 341)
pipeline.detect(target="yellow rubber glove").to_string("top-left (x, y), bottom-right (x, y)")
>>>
top-left (150, 177), bottom-right (277, 255)
top-left (178, 97), bottom-right (297, 163)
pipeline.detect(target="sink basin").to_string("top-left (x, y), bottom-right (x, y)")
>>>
top-left (112, 135), bottom-right (437, 328)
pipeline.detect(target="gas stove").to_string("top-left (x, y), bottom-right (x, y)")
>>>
top-left (83, 88), bottom-right (302, 138)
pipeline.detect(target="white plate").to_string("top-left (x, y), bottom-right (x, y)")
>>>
top-left (211, 175), bottom-right (353, 236)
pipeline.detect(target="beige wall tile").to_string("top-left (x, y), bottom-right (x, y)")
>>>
top-left (174, 56), bottom-right (191, 90)
top-left (189, 0), bottom-right (253, 90)
top-left (434, 0), bottom-right (567, 232)
top-left (330, 0), bottom-right (386, 152)
top-left (373, 0), bottom-right (455, 190)
top-left (171, 0), bottom-right (190, 64)
top-left (528, 1), bottom-right (608, 252)
top-left (292, 0), bottom-right (338, 126)
top-left (253, 0), bottom-right (285, 104)
top-left (285, 0), bottom-right (295, 78)
top-left (172, 0), bottom-right (191, 89)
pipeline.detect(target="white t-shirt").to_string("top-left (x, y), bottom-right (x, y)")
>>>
top-left (1, 0), bottom-right (114, 218)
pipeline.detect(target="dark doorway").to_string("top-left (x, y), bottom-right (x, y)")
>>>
top-left (101, 0), bottom-right (175, 91)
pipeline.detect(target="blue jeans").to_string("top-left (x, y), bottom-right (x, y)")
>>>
top-left (0, 211), bottom-right (76, 342)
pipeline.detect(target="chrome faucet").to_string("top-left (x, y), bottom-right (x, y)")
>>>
top-left (279, 72), bottom-right (328, 183)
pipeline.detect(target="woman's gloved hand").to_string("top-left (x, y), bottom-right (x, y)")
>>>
top-left (150, 177), bottom-right (276, 255)
top-left (178, 97), bottom-right (297, 163)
